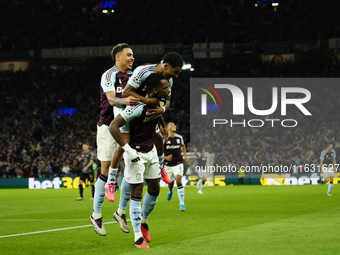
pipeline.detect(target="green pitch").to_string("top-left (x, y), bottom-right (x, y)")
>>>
top-left (0, 185), bottom-right (339, 255)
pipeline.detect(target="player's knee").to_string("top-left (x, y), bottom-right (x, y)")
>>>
top-left (130, 183), bottom-right (143, 198)
top-left (148, 188), bottom-right (160, 197)
top-left (176, 175), bottom-right (182, 185)
top-left (148, 183), bottom-right (160, 196)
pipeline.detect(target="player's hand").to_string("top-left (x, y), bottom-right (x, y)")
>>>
top-left (124, 96), bottom-right (140, 106)
top-left (146, 107), bottom-right (164, 118)
top-left (144, 98), bottom-right (160, 107)
top-left (125, 148), bottom-right (140, 163)
top-left (165, 155), bottom-right (173, 161)
top-left (185, 157), bottom-right (189, 162)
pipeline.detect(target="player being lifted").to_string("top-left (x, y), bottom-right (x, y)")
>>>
top-left (320, 143), bottom-right (337, 196)
top-left (90, 43), bottom-right (139, 236)
top-left (109, 52), bottom-right (184, 232)
top-left (109, 74), bottom-right (170, 248)
top-left (164, 122), bottom-right (189, 211)
top-left (123, 52), bottom-right (184, 180)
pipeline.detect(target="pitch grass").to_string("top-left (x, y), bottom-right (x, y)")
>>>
top-left (0, 185), bottom-right (339, 255)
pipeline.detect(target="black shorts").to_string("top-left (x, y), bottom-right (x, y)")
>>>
top-left (80, 170), bottom-right (94, 182)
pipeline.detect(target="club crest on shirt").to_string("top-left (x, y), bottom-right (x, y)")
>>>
top-left (177, 139), bottom-right (180, 144)
top-left (105, 80), bottom-right (113, 87)
top-left (106, 150), bottom-right (111, 158)
top-left (136, 173), bottom-right (142, 181)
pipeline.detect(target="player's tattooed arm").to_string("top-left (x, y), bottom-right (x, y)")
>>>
top-left (106, 91), bottom-right (139, 106)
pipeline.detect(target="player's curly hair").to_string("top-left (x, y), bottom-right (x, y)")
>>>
top-left (144, 73), bottom-right (166, 92)
top-left (111, 43), bottom-right (131, 63)
top-left (162, 52), bottom-right (184, 68)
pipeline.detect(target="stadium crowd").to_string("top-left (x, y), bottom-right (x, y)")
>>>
top-left (1, 0), bottom-right (340, 50)
top-left (1, 58), bottom-right (340, 178)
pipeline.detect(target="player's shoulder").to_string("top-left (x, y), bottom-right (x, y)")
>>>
top-left (132, 64), bottom-right (157, 77)
top-left (174, 133), bottom-right (183, 139)
top-left (122, 103), bottom-right (146, 118)
top-left (101, 66), bottom-right (120, 84)
top-left (102, 65), bottom-right (120, 77)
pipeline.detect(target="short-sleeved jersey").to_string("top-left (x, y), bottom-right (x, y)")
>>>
top-left (320, 149), bottom-right (336, 166)
top-left (164, 134), bottom-right (184, 166)
top-left (98, 65), bottom-right (133, 126)
top-left (120, 103), bottom-right (160, 153)
top-left (127, 64), bottom-right (173, 98)
top-left (81, 151), bottom-right (95, 173)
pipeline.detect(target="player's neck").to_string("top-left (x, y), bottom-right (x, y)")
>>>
top-left (169, 132), bottom-right (175, 137)
top-left (116, 63), bottom-right (128, 74)
top-left (155, 63), bottom-right (163, 75)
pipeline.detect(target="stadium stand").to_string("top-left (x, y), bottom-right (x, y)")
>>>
top-left (1, 0), bottom-right (340, 178)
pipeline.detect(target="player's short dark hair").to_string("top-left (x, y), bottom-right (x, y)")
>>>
top-left (111, 43), bottom-right (130, 63)
top-left (162, 52), bottom-right (184, 68)
top-left (328, 142), bottom-right (333, 147)
top-left (144, 73), bottom-right (166, 92)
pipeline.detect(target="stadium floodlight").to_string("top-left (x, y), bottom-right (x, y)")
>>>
top-left (190, 68), bottom-right (194, 72)
top-left (111, 10), bottom-right (114, 13)
top-left (255, 3), bottom-right (258, 7)
top-left (102, 10), bottom-right (108, 13)
top-left (182, 64), bottom-right (191, 70)
top-left (272, 3), bottom-right (279, 6)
